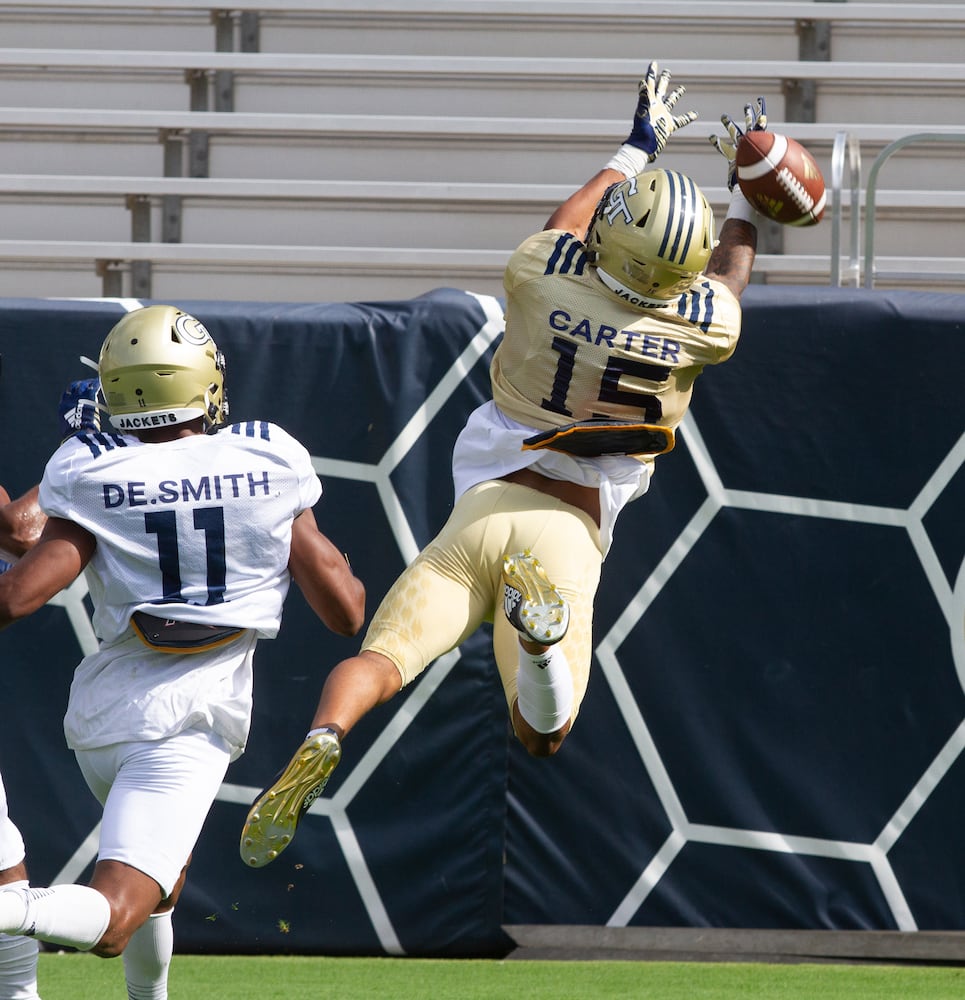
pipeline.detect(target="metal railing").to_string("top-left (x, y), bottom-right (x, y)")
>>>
top-left (862, 132), bottom-right (965, 289)
top-left (829, 130), bottom-right (862, 288)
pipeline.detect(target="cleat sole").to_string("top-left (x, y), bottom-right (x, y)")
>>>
top-left (502, 551), bottom-right (569, 645)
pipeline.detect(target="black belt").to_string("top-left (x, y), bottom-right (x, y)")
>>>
top-left (130, 610), bottom-right (246, 653)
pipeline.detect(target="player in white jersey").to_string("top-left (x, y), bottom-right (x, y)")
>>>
top-left (0, 306), bottom-right (365, 998)
top-left (0, 485), bottom-right (46, 1000)
top-left (238, 62), bottom-right (767, 870)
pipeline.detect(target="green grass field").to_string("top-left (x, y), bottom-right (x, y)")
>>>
top-left (37, 952), bottom-right (965, 999)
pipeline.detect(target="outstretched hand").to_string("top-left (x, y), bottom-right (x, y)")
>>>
top-left (624, 61), bottom-right (698, 162)
top-left (709, 97), bottom-right (767, 191)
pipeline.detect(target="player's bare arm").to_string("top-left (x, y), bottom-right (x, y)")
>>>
top-left (287, 507), bottom-right (365, 637)
top-left (0, 516), bottom-right (94, 627)
top-left (544, 167), bottom-right (625, 236)
top-left (0, 484), bottom-right (45, 561)
top-left (705, 218), bottom-right (758, 300)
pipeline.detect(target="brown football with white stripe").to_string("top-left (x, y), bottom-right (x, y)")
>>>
top-left (736, 131), bottom-right (826, 226)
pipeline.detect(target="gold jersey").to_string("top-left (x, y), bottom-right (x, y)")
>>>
top-left (492, 229), bottom-right (742, 440)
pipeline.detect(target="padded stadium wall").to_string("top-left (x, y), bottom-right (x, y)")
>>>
top-left (1, 285), bottom-right (964, 957)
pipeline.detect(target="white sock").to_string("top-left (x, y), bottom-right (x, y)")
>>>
top-left (516, 646), bottom-right (574, 734)
top-left (0, 934), bottom-right (40, 1000)
top-left (0, 881), bottom-right (40, 1000)
top-left (123, 910), bottom-right (173, 1000)
top-left (0, 884), bottom-right (110, 952)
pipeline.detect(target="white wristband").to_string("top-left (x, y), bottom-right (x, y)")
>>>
top-left (604, 143), bottom-right (651, 178)
top-left (725, 187), bottom-right (759, 224)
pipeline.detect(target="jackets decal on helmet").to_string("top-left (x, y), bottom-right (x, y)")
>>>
top-left (113, 412), bottom-right (180, 430)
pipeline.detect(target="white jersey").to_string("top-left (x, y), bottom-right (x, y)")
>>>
top-left (38, 421), bottom-right (321, 755)
top-left (39, 421), bottom-right (321, 643)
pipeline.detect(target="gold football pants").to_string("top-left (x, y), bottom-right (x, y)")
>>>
top-left (361, 478), bottom-right (602, 723)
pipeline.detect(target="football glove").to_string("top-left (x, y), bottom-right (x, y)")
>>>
top-left (58, 377), bottom-right (102, 441)
top-left (625, 61), bottom-right (698, 162)
top-left (710, 97), bottom-right (767, 191)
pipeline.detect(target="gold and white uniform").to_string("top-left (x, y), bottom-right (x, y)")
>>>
top-left (456, 229), bottom-right (741, 552)
top-left (363, 228), bottom-right (742, 721)
top-left (494, 229), bottom-right (740, 460)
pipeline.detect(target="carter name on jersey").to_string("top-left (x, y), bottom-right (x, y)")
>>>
top-left (548, 309), bottom-right (682, 361)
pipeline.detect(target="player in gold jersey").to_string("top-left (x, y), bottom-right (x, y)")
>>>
top-left (240, 63), bottom-right (768, 868)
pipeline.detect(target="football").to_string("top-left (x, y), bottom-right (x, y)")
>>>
top-left (735, 131), bottom-right (826, 226)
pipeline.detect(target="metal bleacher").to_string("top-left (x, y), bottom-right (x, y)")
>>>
top-left (0, 0), bottom-right (963, 302)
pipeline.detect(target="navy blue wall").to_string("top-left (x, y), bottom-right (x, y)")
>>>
top-left (1, 286), bottom-right (963, 956)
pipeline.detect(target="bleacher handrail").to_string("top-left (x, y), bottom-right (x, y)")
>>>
top-left (0, 236), bottom-right (961, 293)
top-left (2, 173), bottom-right (962, 212)
top-left (1, 50), bottom-right (964, 85)
top-left (863, 132), bottom-right (965, 289)
top-left (0, 240), bottom-right (846, 282)
top-left (0, 1), bottom-right (963, 23)
top-left (0, 175), bottom-right (581, 201)
top-left (2, 107), bottom-right (963, 146)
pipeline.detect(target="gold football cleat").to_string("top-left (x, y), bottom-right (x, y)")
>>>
top-left (239, 730), bottom-right (341, 868)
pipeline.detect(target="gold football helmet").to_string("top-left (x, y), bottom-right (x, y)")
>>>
top-left (98, 305), bottom-right (228, 432)
top-left (585, 168), bottom-right (716, 304)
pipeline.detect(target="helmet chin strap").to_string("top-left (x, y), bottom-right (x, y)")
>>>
top-left (594, 266), bottom-right (672, 308)
top-left (203, 390), bottom-right (219, 432)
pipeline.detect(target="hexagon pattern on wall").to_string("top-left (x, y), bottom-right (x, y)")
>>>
top-left (43, 292), bottom-right (965, 949)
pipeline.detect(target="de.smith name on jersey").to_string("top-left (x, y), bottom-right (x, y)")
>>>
top-left (101, 471), bottom-right (272, 510)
